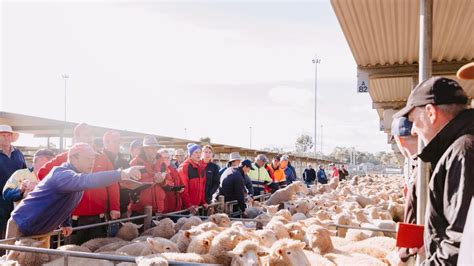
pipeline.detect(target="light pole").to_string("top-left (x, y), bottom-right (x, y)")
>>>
top-left (61, 74), bottom-right (69, 121)
top-left (249, 126), bottom-right (252, 149)
top-left (312, 55), bottom-right (321, 158)
top-left (320, 124), bottom-right (323, 154)
top-left (184, 128), bottom-right (187, 139)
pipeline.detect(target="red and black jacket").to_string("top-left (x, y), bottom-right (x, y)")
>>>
top-left (178, 159), bottom-right (206, 208)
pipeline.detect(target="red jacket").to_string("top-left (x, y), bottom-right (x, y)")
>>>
top-left (72, 151), bottom-right (120, 216)
top-left (163, 165), bottom-right (184, 213)
top-left (129, 156), bottom-right (170, 214)
top-left (37, 152), bottom-right (68, 180)
top-left (178, 159), bottom-right (206, 208)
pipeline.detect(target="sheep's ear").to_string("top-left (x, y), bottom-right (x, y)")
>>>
top-left (211, 217), bottom-right (217, 223)
top-left (184, 231), bottom-right (192, 239)
top-left (153, 220), bottom-right (160, 226)
top-left (146, 238), bottom-right (157, 247)
top-left (120, 222), bottom-right (125, 226)
top-left (226, 251), bottom-right (235, 258)
top-left (297, 242), bottom-right (306, 249)
top-left (203, 239), bottom-right (211, 247)
top-left (135, 224), bottom-right (143, 229)
top-left (6, 250), bottom-right (19, 260)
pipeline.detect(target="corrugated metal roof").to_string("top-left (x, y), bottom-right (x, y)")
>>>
top-left (331, 0), bottom-right (474, 67)
top-left (370, 77), bottom-right (413, 102)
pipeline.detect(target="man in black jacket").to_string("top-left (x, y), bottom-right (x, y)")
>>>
top-left (393, 77), bottom-right (474, 265)
top-left (217, 159), bottom-right (254, 215)
top-left (302, 164), bottom-right (316, 186)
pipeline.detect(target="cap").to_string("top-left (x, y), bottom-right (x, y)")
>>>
top-left (393, 77), bottom-right (468, 118)
top-left (143, 136), bottom-right (162, 148)
top-left (391, 117), bottom-right (413, 138)
top-left (281, 155), bottom-right (289, 161)
top-left (73, 123), bottom-right (91, 137)
top-left (130, 139), bottom-right (142, 152)
top-left (34, 148), bottom-right (55, 158)
top-left (187, 143), bottom-right (201, 155)
top-left (256, 154), bottom-right (268, 163)
top-left (457, 62), bottom-right (474, 80)
top-left (240, 159), bottom-right (255, 170)
top-left (229, 152), bottom-right (242, 162)
top-left (69, 143), bottom-right (98, 158)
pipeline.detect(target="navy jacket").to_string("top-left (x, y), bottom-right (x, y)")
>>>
top-left (218, 167), bottom-right (247, 211)
top-left (0, 147), bottom-right (26, 209)
top-left (303, 168), bottom-right (316, 183)
top-left (203, 161), bottom-right (221, 204)
top-left (317, 169), bottom-right (327, 184)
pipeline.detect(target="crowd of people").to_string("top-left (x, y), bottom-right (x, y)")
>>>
top-left (0, 123), bottom-right (340, 247)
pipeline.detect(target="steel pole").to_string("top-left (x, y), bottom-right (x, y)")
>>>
top-left (417, 0), bottom-right (432, 264)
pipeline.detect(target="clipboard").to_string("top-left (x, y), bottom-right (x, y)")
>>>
top-left (396, 223), bottom-right (424, 248)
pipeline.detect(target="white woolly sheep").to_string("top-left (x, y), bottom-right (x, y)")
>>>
top-left (268, 239), bottom-right (310, 266)
top-left (141, 218), bottom-right (176, 239)
top-left (274, 209), bottom-right (292, 222)
top-left (265, 181), bottom-right (309, 205)
top-left (209, 228), bottom-right (248, 265)
top-left (116, 237), bottom-right (179, 256)
top-left (6, 238), bottom-right (50, 266)
top-left (254, 229), bottom-right (278, 248)
top-left (174, 216), bottom-right (202, 231)
top-left (95, 241), bottom-right (131, 253)
top-left (265, 220), bottom-right (290, 239)
top-left (186, 230), bottom-right (217, 254)
top-left (45, 257), bottom-right (113, 266)
top-left (49, 244), bottom-right (92, 261)
top-left (206, 213), bottom-right (231, 227)
top-left (116, 222), bottom-right (143, 241)
top-left (291, 212), bottom-right (307, 222)
top-left (160, 252), bottom-right (218, 264)
top-left (171, 228), bottom-right (205, 253)
top-left (227, 240), bottom-right (269, 266)
top-left (81, 237), bottom-right (123, 252)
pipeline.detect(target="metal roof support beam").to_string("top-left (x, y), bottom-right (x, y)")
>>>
top-left (359, 60), bottom-right (469, 79)
top-left (372, 101), bottom-right (407, 110)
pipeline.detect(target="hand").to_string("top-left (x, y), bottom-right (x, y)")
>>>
top-left (110, 210), bottom-right (121, 220)
top-left (203, 203), bottom-right (208, 209)
top-left (408, 246), bottom-right (425, 257)
top-left (121, 166), bottom-right (144, 181)
top-left (60, 226), bottom-right (73, 237)
top-left (178, 188), bottom-right (185, 193)
top-left (189, 206), bottom-right (198, 215)
top-left (20, 181), bottom-right (28, 193)
top-left (153, 173), bottom-right (165, 183)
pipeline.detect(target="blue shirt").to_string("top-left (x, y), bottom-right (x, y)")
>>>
top-left (317, 169), bottom-right (328, 184)
top-left (0, 147), bottom-right (26, 205)
top-left (11, 162), bottom-right (121, 236)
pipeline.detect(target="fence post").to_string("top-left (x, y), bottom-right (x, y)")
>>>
top-left (218, 195), bottom-right (225, 213)
top-left (144, 205), bottom-right (153, 231)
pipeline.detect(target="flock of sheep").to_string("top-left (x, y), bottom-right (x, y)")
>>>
top-left (2, 174), bottom-right (406, 266)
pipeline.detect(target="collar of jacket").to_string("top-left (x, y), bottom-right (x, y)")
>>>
top-left (186, 158), bottom-right (201, 168)
top-left (419, 109), bottom-right (474, 165)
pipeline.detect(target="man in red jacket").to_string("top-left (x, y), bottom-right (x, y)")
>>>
top-left (68, 130), bottom-right (122, 244)
top-left (178, 143), bottom-right (206, 215)
top-left (37, 123), bottom-right (94, 180)
top-left (158, 149), bottom-right (184, 213)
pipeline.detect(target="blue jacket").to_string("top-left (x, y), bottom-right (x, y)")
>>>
top-left (11, 162), bottom-right (121, 236)
top-left (284, 167), bottom-right (296, 185)
top-left (317, 169), bottom-right (327, 184)
top-left (217, 167), bottom-right (247, 211)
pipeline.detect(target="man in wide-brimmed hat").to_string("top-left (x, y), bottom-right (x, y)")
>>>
top-left (0, 124), bottom-right (26, 240)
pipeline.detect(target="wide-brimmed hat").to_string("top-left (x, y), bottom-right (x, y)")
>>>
top-left (142, 136), bottom-right (162, 148)
top-left (0, 125), bottom-right (19, 142)
top-left (228, 152), bottom-right (242, 162)
top-left (457, 62), bottom-right (474, 80)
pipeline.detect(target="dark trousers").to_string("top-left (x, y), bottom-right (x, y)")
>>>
top-left (67, 215), bottom-right (106, 245)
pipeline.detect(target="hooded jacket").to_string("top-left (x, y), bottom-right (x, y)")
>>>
top-left (178, 159), bottom-right (206, 208)
top-left (418, 109), bottom-right (474, 265)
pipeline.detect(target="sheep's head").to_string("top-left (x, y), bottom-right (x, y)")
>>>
top-left (187, 231), bottom-right (216, 254)
top-left (263, 205), bottom-right (279, 215)
top-left (7, 238), bottom-right (49, 266)
top-left (274, 209), bottom-right (292, 221)
top-left (146, 237), bottom-right (179, 253)
top-left (254, 230), bottom-right (278, 248)
top-left (270, 239), bottom-right (310, 266)
top-left (228, 240), bottom-right (269, 266)
top-left (304, 225), bottom-right (333, 254)
top-left (194, 221), bottom-right (220, 232)
top-left (118, 222), bottom-right (143, 240)
top-left (291, 181), bottom-right (309, 195)
top-left (208, 213), bottom-right (231, 227)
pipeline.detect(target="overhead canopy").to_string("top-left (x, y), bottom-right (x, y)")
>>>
top-left (0, 111), bottom-right (333, 164)
top-left (331, 0), bottom-right (474, 136)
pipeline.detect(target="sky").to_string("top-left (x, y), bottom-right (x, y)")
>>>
top-left (1, 1), bottom-right (391, 154)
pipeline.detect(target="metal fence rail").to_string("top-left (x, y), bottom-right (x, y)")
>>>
top-left (0, 244), bottom-right (221, 266)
